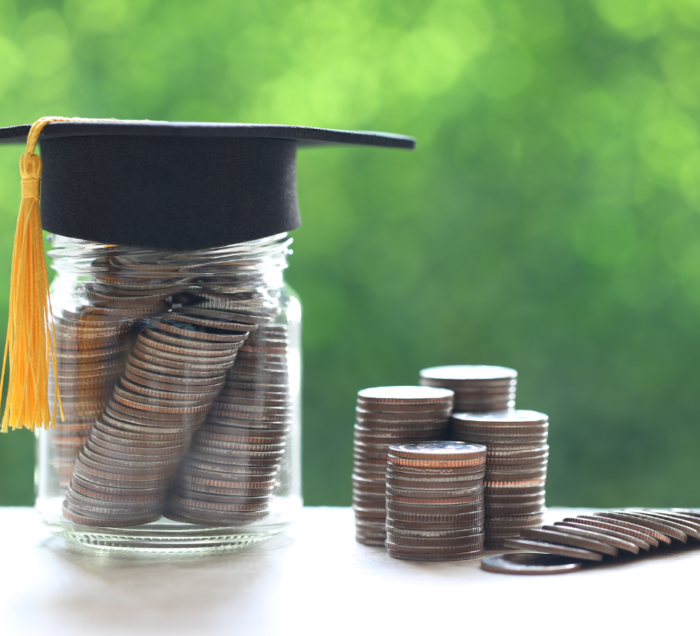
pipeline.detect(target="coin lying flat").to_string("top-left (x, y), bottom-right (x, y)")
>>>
top-left (481, 552), bottom-right (582, 575)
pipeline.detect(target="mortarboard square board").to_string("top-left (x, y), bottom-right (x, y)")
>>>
top-left (0, 121), bottom-right (415, 250)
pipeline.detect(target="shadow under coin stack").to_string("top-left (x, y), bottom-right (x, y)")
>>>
top-left (352, 387), bottom-right (454, 546)
top-left (419, 365), bottom-right (517, 413)
top-left (63, 317), bottom-right (249, 526)
top-left (451, 410), bottom-right (548, 549)
top-left (49, 254), bottom-right (192, 490)
top-left (385, 441), bottom-right (486, 561)
top-left (165, 324), bottom-right (290, 525)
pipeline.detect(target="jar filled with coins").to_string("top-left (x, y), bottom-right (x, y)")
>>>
top-left (0, 119), bottom-right (414, 551)
top-left (36, 232), bottom-right (303, 548)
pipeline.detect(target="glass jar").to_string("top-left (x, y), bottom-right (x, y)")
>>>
top-left (36, 232), bottom-right (302, 552)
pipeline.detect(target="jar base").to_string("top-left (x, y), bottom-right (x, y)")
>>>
top-left (46, 517), bottom-right (287, 554)
top-left (39, 494), bottom-right (301, 554)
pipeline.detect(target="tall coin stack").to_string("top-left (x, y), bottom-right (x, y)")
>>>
top-left (166, 324), bottom-right (291, 525)
top-left (385, 441), bottom-right (486, 561)
top-left (63, 317), bottom-right (250, 526)
top-left (419, 365), bottom-right (517, 413)
top-left (451, 410), bottom-right (548, 549)
top-left (352, 387), bottom-right (454, 546)
top-left (49, 250), bottom-right (193, 490)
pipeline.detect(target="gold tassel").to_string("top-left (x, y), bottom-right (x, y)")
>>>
top-left (0, 116), bottom-right (74, 432)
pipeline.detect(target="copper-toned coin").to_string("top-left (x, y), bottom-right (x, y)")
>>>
top-left (357, 386), bottom-right (454, 406)
top-left (481, 552), bottom-right (582, 575)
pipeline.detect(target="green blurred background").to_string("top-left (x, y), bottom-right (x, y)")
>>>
top-left (1, 0), bottom-right (700, 508)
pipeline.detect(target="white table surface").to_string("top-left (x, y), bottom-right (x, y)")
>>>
top-left (0, 506), bottom-right (695, 636)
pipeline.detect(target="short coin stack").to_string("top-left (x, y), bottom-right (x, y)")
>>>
top-left (353, 387), bottom-right (454, 546)
top-left (166, 324), bottom-right (292, 525)
top-left (419, 365), bottom-right (517, 413)
top-left (50, 311), bottom-right (138, 489)
top-left (451, 410), bottom-right (548, 549)
top-left (63, 317), bottom-right (249, 526)
top-left (385, 441), bottom-right (486, 561)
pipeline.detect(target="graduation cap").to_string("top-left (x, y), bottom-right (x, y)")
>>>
top-left (0, 117), bottom-right (415, 432)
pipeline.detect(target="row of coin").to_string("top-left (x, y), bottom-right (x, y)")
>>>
top-left (352, 387), bottom-right (454, 545)
top-left (385, 442), bottom-right (486, 561)
top-left (506, 509), bottom-right (700, 562)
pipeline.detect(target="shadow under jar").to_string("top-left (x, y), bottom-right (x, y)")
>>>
top-left (36, 233), bottom-right (302, 552)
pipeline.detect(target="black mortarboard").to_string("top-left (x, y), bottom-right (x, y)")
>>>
top-left (0, 121), bottom-right (415, 251)
top-left (0, 118), bottom-right (415, 433)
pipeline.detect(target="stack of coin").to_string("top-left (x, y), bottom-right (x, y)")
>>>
top-left (419, 365), bottom-right (517, 413)
top-left (166, 324), bottom-right (291, 525)
top-left (63, 317), bottom-right (249, 526)
top-left (49, 249), bottom-right (194, 490)
top-left (352, 386), bottom-right (454, 546)
top-left (385, 441), bottom-right (486, 561)
top-left (49, 311), bottom-right (137, 489)
top-left (505, 509), bottom-right (700, 564)
top-left (451, 410), bottom-right (548, 549)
